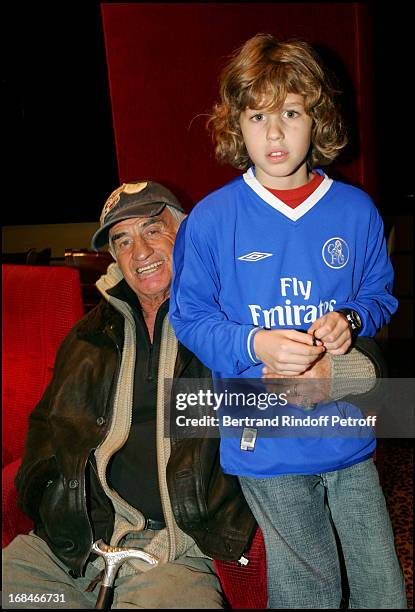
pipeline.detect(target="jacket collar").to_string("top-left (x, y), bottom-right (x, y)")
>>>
top-left (76, 300), bottom-right (123, 344)
top-left (76, 261), bottom-right (196, 374)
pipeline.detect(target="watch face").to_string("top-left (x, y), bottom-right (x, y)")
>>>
top-left (350, 310), bottom-right (362, 330)
top-left (353, 311), bottom-right (362, 328)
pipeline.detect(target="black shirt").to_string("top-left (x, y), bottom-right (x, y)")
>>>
top-left (106, 280), bottom-right (167, 522)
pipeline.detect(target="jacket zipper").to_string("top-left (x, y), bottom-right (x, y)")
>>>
top-left (81, 327), bottom-right (123, 571)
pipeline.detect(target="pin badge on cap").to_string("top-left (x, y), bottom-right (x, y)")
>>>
top-left (99, 182), bottom-right (148, 226)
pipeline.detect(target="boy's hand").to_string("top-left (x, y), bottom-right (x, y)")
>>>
top-left (307, 312), bottom-right (351, 354)
top-left (254, 329), bottom-right (325, 376)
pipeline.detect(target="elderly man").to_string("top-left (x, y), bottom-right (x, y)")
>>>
top-left (2, 181), bottom-right (384, 609)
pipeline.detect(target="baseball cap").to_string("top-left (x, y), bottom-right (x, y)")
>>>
top-left (91, 181), bottom-right (185, 250)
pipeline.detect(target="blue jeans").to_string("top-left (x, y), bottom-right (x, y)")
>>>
top-left (239, 458), bottom-right (407, 609)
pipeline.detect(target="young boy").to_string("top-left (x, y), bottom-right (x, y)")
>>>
top-left (169, 35), bottom-right (407, 608)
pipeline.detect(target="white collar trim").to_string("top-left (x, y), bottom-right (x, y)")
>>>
top-left (243, 167), bottom-right (333, 221)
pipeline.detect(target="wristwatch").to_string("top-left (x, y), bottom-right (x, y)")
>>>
top-left (336, 308), bottom-right (362, 341)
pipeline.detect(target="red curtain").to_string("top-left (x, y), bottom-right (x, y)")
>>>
top-left (101, 2), bottom-right (377, 210)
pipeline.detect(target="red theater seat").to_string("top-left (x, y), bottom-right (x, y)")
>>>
top-left (2, 264), bottom-right (84, 547)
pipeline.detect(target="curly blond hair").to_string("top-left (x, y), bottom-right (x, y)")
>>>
top-left (207, 34), bottom-right (348, 170)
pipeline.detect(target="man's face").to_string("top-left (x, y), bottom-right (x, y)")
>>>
top-left (109, 208), bottom-right (178, 306)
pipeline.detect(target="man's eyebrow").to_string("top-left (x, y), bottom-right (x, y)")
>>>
top-left (140, 218), bottom-right (165, 229)
top-left (110, 230), bottom-right (128, 243)
top-left (110, 218), bottom-right (165, 242)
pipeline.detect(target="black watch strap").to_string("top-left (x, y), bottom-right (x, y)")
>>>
top-left (336, 308), bottom-right (362, 340)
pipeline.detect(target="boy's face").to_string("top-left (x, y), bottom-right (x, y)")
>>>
top-left (239, 93), bottom-right (313, 189)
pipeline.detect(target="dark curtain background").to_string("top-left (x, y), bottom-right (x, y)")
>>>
top-left (2, 1), bottom-right (412, 226)
top-left (3, 2), bottom-right (118, 225)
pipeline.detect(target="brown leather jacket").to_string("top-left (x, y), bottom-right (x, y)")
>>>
top-left (15, 299), bottom-right (257, 576)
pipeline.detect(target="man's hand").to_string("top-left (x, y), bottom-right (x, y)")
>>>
top-left (254, 328), bottom-right (325, 376)
top-left (307, 312), bottom-right (351, 354)
top-left (262, 353), bottom-right (333, 405)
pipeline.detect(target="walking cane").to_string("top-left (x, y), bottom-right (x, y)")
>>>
top-left (91, 539), bottom-right (159, 609)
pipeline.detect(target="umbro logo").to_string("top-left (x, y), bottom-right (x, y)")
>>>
top-left (238, 252), bottom-right (273, 262)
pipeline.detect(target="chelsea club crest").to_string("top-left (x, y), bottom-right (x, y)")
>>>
top-left (322, 237), bottom-right (350, 269)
